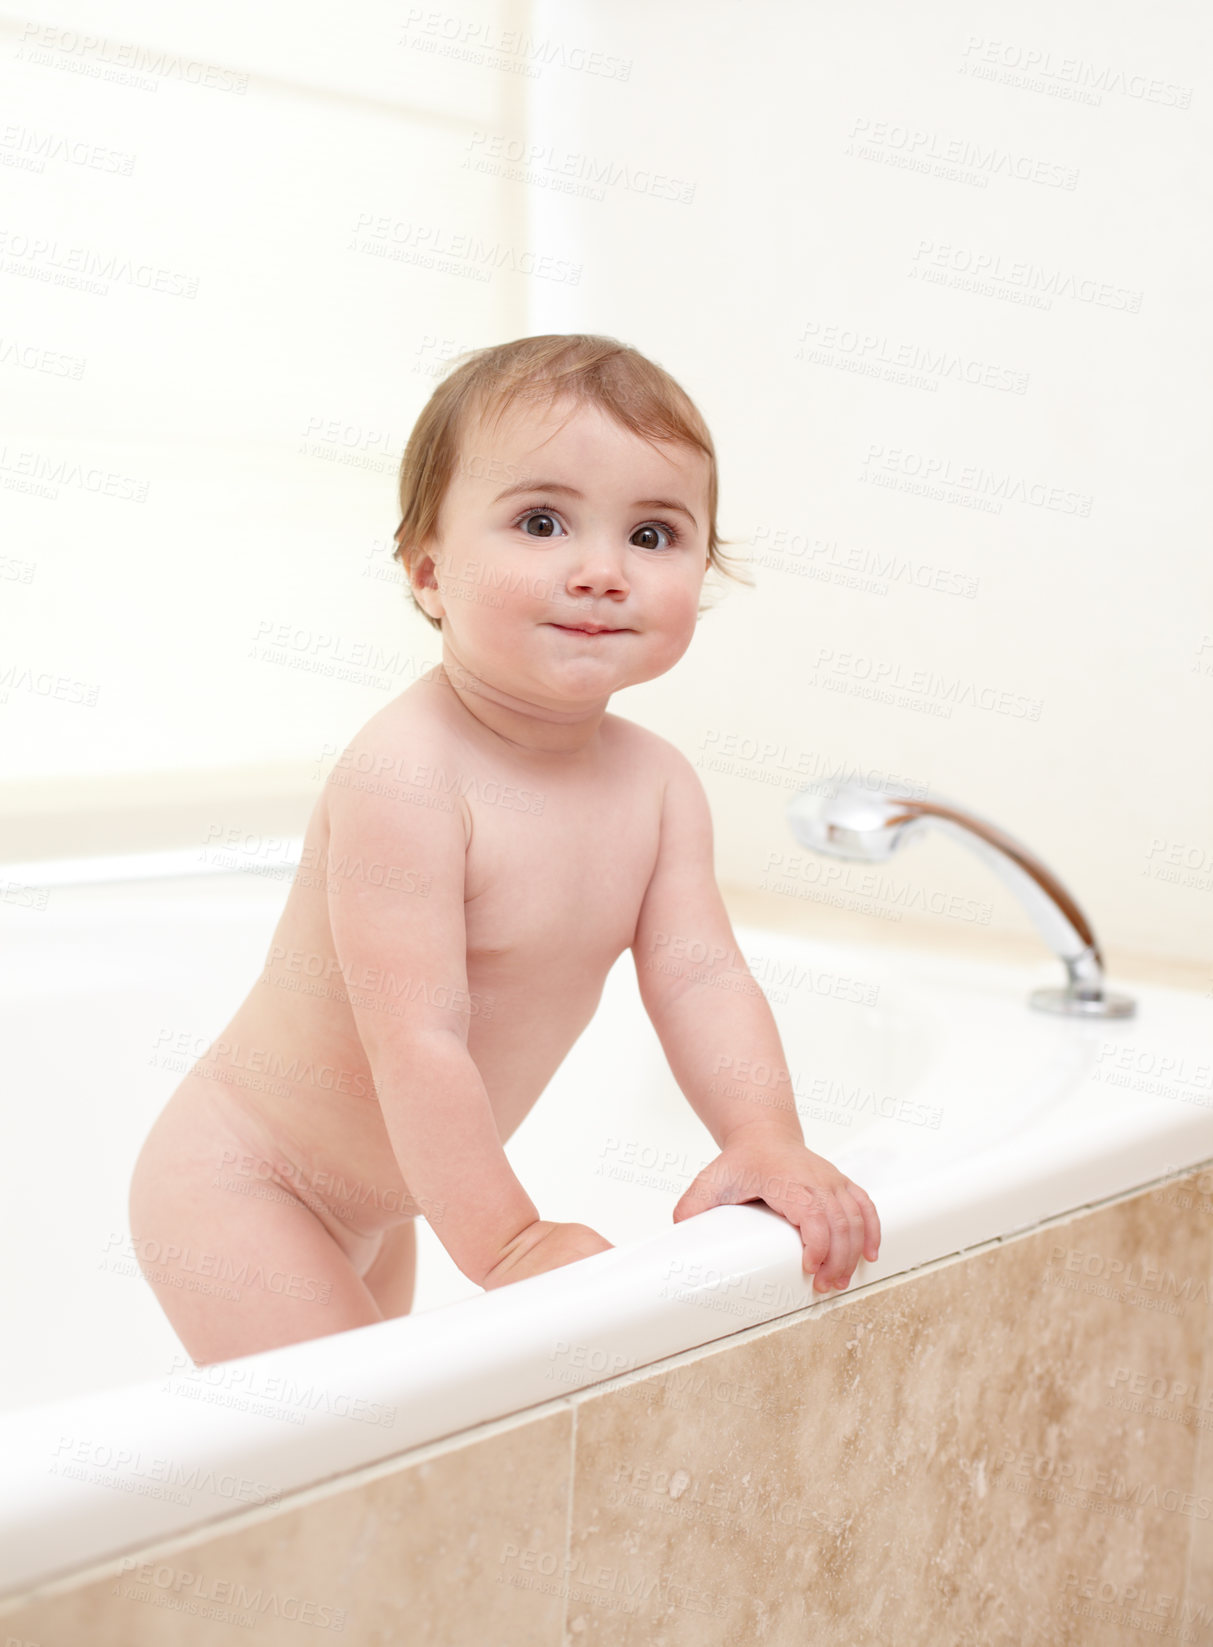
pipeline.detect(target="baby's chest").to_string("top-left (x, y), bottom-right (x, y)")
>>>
top-left (462, 777), bottom-right (663, 969)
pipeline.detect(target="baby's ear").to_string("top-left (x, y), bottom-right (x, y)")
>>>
top-left (407, 546), bottom-right (446, 624)
top-left (408, 546), bottom-right (440, 590)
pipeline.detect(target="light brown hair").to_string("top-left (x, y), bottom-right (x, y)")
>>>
top-left (392, 333), bottom-right (752, 632)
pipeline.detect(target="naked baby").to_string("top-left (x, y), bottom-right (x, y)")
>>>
top-left (128, 333), bottom-right (881, 1366)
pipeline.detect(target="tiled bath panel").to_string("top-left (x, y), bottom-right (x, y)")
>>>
top-left (6, 1170), bottom-right (1212, 1646)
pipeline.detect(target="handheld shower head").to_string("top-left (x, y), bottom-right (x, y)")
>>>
top-left (786, 785), bottom-right (930, 864)
top-left (787, 781), bottom-right (1135, 1018)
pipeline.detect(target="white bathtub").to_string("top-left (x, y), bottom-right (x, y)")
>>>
top-left (1, 857), bottom-right (1211, 1601)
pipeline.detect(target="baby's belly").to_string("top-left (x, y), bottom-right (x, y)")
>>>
top-left (178, 966), bottom-right (606, 1245)
top-left (175, 1031), bottom-right (417, 1245)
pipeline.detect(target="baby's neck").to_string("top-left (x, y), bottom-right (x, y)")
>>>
top-left (429, 653), bottom-right (608, 760)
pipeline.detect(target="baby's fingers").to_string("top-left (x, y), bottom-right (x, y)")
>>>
top-left (831, 1187), bottom-right (873, 1290)
top-left (803, 1186), bottom-right (873, 1294)
top-left (844, 1180), bottom-right (882, 1263)
top-left (798, 1194), bottom-right (854, 1292)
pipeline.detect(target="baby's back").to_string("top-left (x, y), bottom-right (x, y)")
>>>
top-left (176, 664), bottom-right (668, 1246)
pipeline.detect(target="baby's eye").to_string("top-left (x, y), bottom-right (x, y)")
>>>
top-left (519, 511), bottom-right (562, 538)
top-left (631, 523), bottom-right (678, 550)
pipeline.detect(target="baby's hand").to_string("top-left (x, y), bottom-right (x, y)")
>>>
top-left (671, 1129), bottom-right (881, 1294)
top-left (481, 1220), bottom-right (614, 1290)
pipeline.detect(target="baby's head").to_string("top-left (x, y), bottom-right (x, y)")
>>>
top-left (391, 334), bottom-right (751, 701)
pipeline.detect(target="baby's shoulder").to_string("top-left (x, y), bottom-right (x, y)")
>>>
top-left (323, 674), bottom-right (474, 843)
top-left (601, 714), bottom-right (690, 783)
top-left (337, 670), bottom-right (454, 763)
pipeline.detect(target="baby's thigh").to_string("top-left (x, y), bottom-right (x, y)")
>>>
top-left (362, 1219), bottom-right (417, 1320)
top-left (128, 1085), bottom-right (384, 1365)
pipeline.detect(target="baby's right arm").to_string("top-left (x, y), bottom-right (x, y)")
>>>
top-left (324, 739), bottom-right (609, 1290)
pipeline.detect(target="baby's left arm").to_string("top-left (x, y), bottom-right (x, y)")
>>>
top-left (631, 746), bottom-right (881, 1294)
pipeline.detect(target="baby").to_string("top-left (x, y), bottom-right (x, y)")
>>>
top-left (128, 334), bottom-right (881, 1366)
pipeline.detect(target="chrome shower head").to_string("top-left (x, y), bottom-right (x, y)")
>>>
top-left (786, 784), bottom-right (927, 864)
top-left (785, 781), bottom-right (1136, 1019)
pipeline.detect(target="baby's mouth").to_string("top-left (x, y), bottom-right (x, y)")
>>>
top-left (546, 622), bottom-right (630, 636)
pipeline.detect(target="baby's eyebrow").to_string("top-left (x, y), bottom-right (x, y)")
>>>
top-left (492, 479), bottom-right (698, 528)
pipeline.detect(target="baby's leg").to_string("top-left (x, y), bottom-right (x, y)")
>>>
top-left (128, 1082), bottom-right (386, 1365)
top-left (361, 1219), bottom-right (417, 1319)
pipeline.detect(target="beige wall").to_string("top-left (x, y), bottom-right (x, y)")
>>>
top-left (6, 1167), bottom-right (1212, 1642)
top-left (519, 2), bottom-right (1213, 967)
top-left (3, 2), bottom-right (1209, 969)
top-left (0, 0), bottom-right (528, 824)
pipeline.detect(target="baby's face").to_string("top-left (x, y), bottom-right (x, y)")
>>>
top-left (411, 395), bottom-right (711, 707)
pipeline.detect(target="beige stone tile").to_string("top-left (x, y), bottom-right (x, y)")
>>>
top-left (3, 1406), bottom-right (573, 1647)
top-left (566, 1185), bottom-right (1211, 1646)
